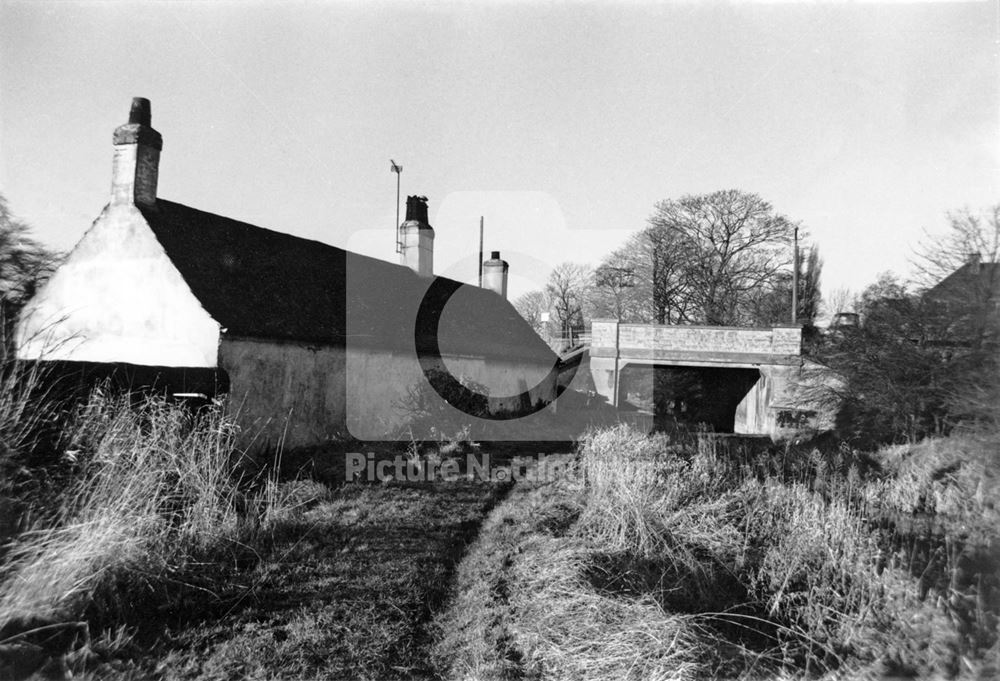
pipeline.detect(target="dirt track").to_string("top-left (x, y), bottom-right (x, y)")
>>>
top-left (112, 480), bottom-right (507, 681)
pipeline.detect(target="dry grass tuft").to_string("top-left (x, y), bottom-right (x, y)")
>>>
top-left (578, 426), bottom-right (743, 601)
top-left (510, 535), bottom-right (704, 681)
top-left (440, 424), bottom-right (1000, 680)
top-left (0, 393), bottom-right (284, 631)
top-left (0, 361), bottom-right (51, 460)
top-left (865, 434), bottom-right (1000, 528)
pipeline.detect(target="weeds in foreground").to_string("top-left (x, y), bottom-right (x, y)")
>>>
top-left (0, 360), bottom-right (51, 461)
top-left (582, 426), bottom-right (1000, 677)
top-left (0, 393), bottom-right (292, 653)
top-left (512, 535), bottom-right (704, 681)
top-left (435, 425), bottom-right (1000, 680)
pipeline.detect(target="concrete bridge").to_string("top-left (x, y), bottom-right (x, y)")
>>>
top-left (583, 319), bottom-right (826, 436)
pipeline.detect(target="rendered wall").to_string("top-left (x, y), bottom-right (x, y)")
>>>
top-left (347, 346), bottom-right (558, 441)
top-left (220, 338), bottom-right (348, 451)
top-left (221, 336), bottom-right (559, 450)
top-left (16, 203), bottom-right (220, 367)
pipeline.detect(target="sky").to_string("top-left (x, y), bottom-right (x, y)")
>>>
top-left (1, 1), bottom-right (997, 304)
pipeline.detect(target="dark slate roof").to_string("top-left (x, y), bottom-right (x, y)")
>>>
top-left (925, 262), bottom-right (1000, 304)
top-left (140, 199), bottom-right (554, 362)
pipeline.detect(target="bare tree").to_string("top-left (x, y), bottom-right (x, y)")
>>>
top-left (912, 204), bottom-right (1000, 287)
top-left (645, 226), bottom-right (695, 324)
top-left (823, 286), bottom-right (857, 320)
top-left (746, 246), bottom-right (823, 328)
top-left (590, 252), bottom-right (652, 322)
top-left (512, 289), bottom-right (549, 337)
top-left (544, 262), bottom-right (593, 342)
top-left (911, 204), bottom-right (999, 352)
top-left (747, 273), bottom-right (789, 327)
top-left (590, 226), bottom-right (692, 324)
top-left (591, 263), bottom-right (632, 320)
top-left (857, 271), bottom-right (908, 319)
top-left (647, 190), bottom-right (795, 325)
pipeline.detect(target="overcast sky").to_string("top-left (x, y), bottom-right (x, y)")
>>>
top-left (1, 1), bottom-right (996, 303)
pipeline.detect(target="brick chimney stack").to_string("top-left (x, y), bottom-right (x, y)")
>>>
top-left (967, 252), bottom-right (982, 274)
top-left (111, 97), bottom-right (162, 207)
top-left (400, 195), bottom-right (434, 277)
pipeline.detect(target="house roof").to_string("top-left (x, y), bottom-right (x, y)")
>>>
top-left (139, 199), bottom-right (554, 363)
top-left (924, 261), bottom-right (1000, 304)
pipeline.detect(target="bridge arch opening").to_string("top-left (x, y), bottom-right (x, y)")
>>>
top-left (617, 363), bottom-right (760, 433)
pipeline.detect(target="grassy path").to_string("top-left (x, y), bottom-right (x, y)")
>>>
top-left (115, 480), bottom-right (507, 680)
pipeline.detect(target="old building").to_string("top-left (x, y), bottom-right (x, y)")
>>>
top-left (16, 98), bottom-right (559, 449)
top-left (923, 253), bottom-right (1000, 348)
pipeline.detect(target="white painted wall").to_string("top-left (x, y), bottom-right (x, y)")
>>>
top-left (399, 225), bottom-right (434, 277)
top-left (16, 203), bottom-right (220, 367)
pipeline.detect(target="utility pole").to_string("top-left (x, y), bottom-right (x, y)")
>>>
top-left (390, 160), bottom-right (402, 253)
top-left (792, 224), bottom-right (799, 325)
top-left (478, 216), bottom-right (484, 287)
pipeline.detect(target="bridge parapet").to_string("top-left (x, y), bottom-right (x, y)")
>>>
top-left (591, 319), bottom-right (801, 365)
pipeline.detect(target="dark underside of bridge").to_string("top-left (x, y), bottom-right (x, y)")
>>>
top-left (618, 364), bottom-right (760, 433)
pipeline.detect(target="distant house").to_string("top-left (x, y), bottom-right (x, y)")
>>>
top-left (923, 253), bottom-right (1000, 348)
top-left (16, 98), bottom-right (559, 449)
top-left (925, 253), bottom-right (1000, 306)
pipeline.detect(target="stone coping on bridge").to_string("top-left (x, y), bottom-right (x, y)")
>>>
top-left (590, 319), bottom-right (802, 362)
top-left (592, 349), bottom-right (803, 367)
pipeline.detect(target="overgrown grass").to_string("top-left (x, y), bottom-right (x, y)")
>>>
top-left (435, 425), bottom-right (1000, 680)
top-left (434, 477), bottom-right (708, 681)
top-left (864, 433), bottom-right (1000, 532)
top-left (0, 391), bottom-right (300, 676)
top-left (0, 360), bottom-right (52, 546)
top-left (0, 359), bottom-right (50, 460)
top-left (511, 535), bottom-right (705, 681)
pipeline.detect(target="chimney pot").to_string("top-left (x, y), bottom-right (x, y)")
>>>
top-left (404, 195), bottom-right (429, 225)
top-left (482, 251), bottom-right (509, 299)
top-left (400, 195), bottom-right (434, 276)
top-left (128, 97), bottom-right (152, 126)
